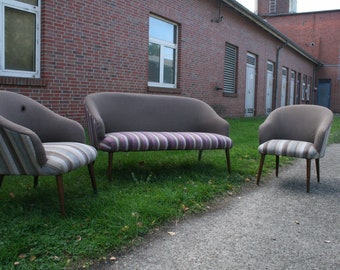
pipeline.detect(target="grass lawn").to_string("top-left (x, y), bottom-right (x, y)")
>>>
top-left (0, 115), bottom-right (339, 269)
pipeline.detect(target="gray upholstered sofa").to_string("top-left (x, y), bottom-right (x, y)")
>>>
top-left (84, 92), bottom-right (233, 180)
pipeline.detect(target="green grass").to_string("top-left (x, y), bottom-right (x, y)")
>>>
top-left (0, 116), bottom-right (339, 269)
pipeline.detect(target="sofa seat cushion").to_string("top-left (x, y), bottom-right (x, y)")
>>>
top-left (40, 142), bottom-right (97, 175)
top-left (258, 139), bottom-right (319, 159)
top-left (99, 132), bottom-right (232, 152)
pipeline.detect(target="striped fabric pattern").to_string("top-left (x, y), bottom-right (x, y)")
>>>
top-left (0, 128), bottom-right (42, 175)
top-left (41, 142), bottom-right (97, 175)
top-left (99, 132), bottom-right (232, 152)
top-left (258, 139), bottom-right (319, 159)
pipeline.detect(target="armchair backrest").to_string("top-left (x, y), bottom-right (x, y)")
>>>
top-left (259, 105), bottom-right (333, 154)
top-left (0, 91), bottom-right (85, 143)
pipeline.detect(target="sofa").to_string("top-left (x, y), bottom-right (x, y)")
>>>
top-left (84, 92), bottom-right (233, 180)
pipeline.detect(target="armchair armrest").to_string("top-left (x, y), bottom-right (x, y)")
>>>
top-left (0, 115), bottom-right (46, 167)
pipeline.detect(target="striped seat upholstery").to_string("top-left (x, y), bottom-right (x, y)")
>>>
top-left (100, 132), bottom-right (233, 152)
top-left (258, 139), bottom-right (319, 159)
top-left (41, 143), bottom-right (97, 175)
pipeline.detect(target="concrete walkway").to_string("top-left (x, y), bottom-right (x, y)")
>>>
top-left (95, 144), bottom-right (340, 270)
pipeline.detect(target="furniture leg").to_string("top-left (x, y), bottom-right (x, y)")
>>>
top-left (275, 155), bottom-right (279, 177)
top-left (315, 159), bottom-right (320, 183)
top-left (257, 154), bottom-right (265, 185)
top-left (56, 175), bottom-right (65, 217)
top-left (226, 149), bottom-right (231, 173)
top-left (88, 162), bottom-right (97, 193)
top-left (34, 176), bottom-right (38, 188)
top-left (306, 159), bottom-right (311, 193)
top-left (0, 175), bottom-right (3, 187)
top-left (198, 150), bottom-right (203, 161)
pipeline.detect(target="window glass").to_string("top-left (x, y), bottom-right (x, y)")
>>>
top-left (17, 0), bottom-right (38, 5)
top-left (5, 7), bottom-right (36, 71)
top-left (148, 42), bottom-right (160, 82)
top-left (163, 47), bottom-right (175, 84)
top-left (149, 17), bottom-right (176, 43)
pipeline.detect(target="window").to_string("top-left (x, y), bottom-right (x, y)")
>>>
top-left (148, 16), bottom-right (177, 88)
top-left (223, 43), bottom-right (238, 94)
top-left (0, 0), bottom-right (40, 78)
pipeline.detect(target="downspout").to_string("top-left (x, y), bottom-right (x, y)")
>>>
top-left (274, 42), bottom-right (287, 108)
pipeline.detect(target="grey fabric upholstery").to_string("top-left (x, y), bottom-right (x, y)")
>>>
top-left (257, 104), bottom-right (333, 192)
top-left (84, 92), bottom-right (232, 180)
top-left (0, 91), bottom-right (97, 216)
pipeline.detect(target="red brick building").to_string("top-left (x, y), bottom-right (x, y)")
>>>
top-left (0, 0), bottom-right (320, 123)
top-left (258, 0), bottom-right (340, 112)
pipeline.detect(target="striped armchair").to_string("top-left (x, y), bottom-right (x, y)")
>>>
top-left (0, 91), bottom-right (97, 216)
top-left (256, 104), bottom-right (333, 192)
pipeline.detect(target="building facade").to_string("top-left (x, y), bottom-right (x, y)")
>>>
top-left (258, 0), bottom-right (340, 112)
top-left (0, 0), bottom-right (320, 124)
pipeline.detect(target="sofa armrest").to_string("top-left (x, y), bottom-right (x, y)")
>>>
top-left (84, 100), bottom-right (106, 148)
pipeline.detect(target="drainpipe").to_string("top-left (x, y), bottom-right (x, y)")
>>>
top-left (274, 42), bottom-right (287, 108)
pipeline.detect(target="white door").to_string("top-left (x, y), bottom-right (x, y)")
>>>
top-left (245, 53), bottom-right (256, 117)
top-left (289, 71), bottom-right (296, 105)
top-left (281, 67), bottom-right (287, 106)
top-left (265, 61), bottom-right (274, 115)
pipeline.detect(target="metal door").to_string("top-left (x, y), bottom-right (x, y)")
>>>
top-left (289, 71), bottom-right (296, 105)
top-left (317, 79), bottom-right (331, 108)
top-left (265, 61), bottom-right (274, 115)
top-left (245, 53), bottom-right (256, 117)
top-left (280, 67), bottom-right (287, 106)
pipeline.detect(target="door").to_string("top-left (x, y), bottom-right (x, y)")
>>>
top-left (289, 71), bottom-right (296, 105)
top-left (265, 61), bottom-right (274, 115)
top-left (280, 67), bottom-right (287, 106)
top-left (317, 79), bottom-right (331, 108)
top-left (245, 53), bottom-right (256, 117)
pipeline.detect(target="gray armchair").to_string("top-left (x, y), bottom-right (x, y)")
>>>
top-left (257, 104), bottom-right (333, 192)
top-left (0, 91), bottom-right (97, 216)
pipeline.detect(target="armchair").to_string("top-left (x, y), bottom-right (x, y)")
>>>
top-left (256, 104), bottom-right (333, 192)
top-left (0, 91), bottom-right (97, 216)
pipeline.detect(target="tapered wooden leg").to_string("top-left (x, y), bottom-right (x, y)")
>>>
top-left (88, 162), bottom-right (97, 193)
top-left (315, 159), bottom-right (320, 183)
top-left (257, 154), bottom-right (266, 185)
top-left (56, 175), bottom-right (66, 217)
top-left (108, 152), bottom-right (113, 181)
top-left (198, 150), bottom-right (203, 161)
top-left (306, 159), bottom-right (311, 193)
top-left (226, 149), bottom-right (231, 174)
top-left (275, 155), bottom-right (280, 177)
top-left (0, 175), bottom-right (4, 188)
top-left (34, 176), bottom-right (38, 188)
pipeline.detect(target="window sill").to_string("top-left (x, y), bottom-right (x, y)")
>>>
top-left (147, 86), bottom-right (181, 94)
top-left (0, 77), bottom-right (47, 87)
top-left (223, 92), bottom-right (238, 98)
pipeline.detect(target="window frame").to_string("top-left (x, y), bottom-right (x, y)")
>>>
top-left (0, 0), bottom-right (40, 78)
top-left (148, 15), bottom-right (178, 89)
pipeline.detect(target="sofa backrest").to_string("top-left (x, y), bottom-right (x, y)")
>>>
top-left (85, 92), bottom-right (229, 136)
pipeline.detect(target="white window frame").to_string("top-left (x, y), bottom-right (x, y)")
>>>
top-left (0, 0), bottom-right (40, 78)
top-left (148, 16), bottom-right (177, 89)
